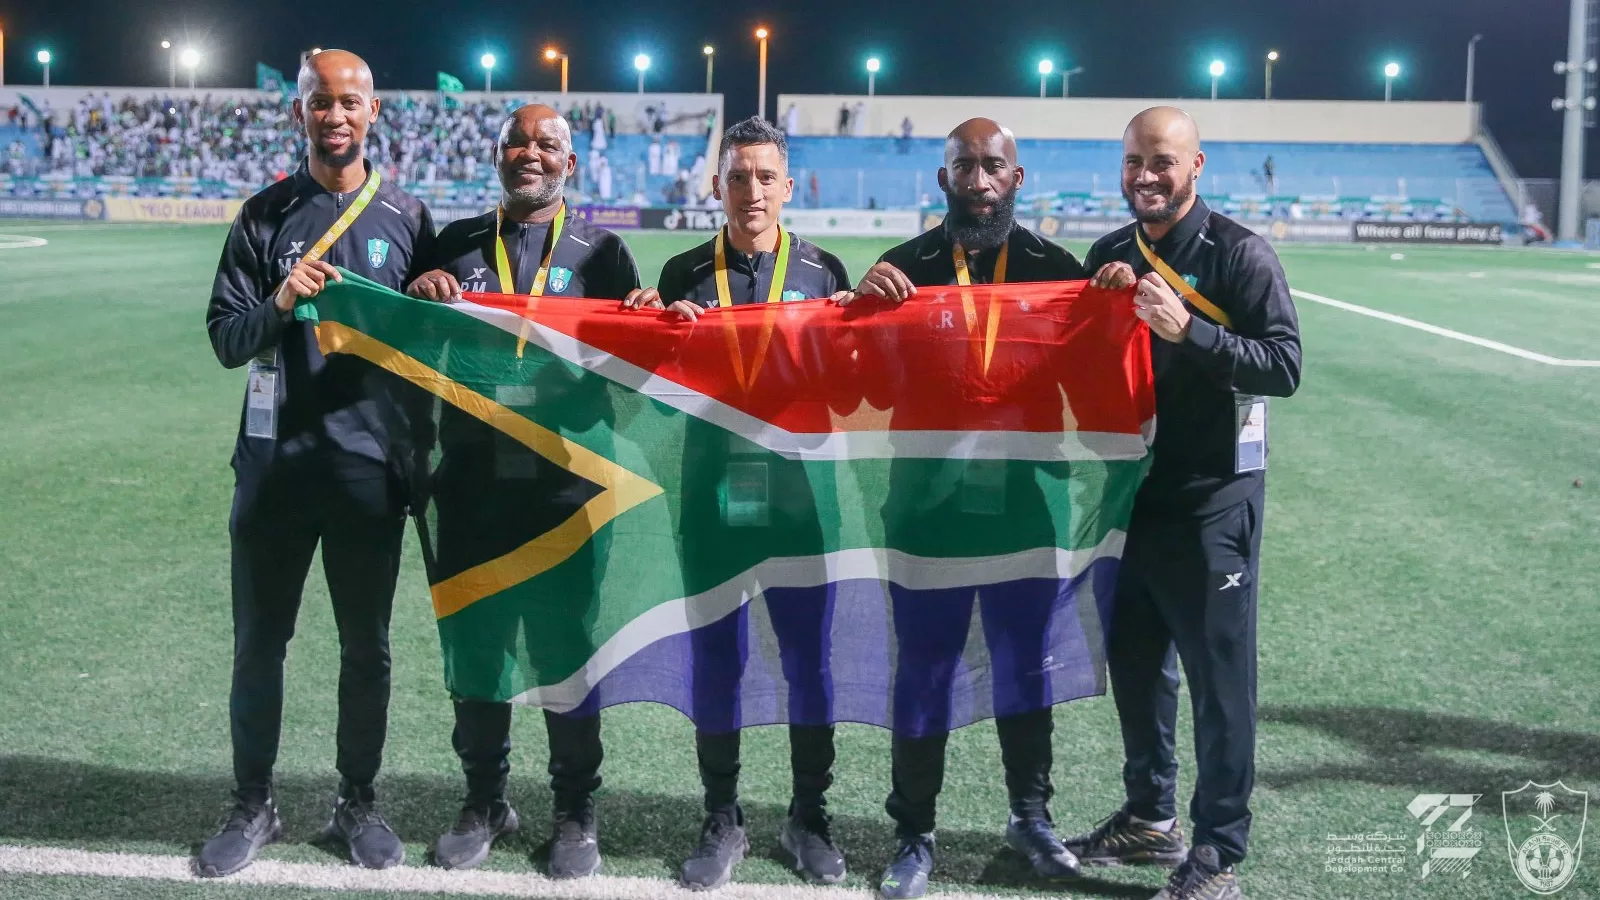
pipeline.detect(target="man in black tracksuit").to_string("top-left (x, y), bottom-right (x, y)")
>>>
top-left (1065, 107), bottom-right (1301, 900)
top-left (198, 51), bottom-right (435, 879)
top-left (628, 116), bottom-right (853, 890)
top-left (406, 104), bottom-right (641, 880)
top-left (847, 118), bottom-right (1088, 900)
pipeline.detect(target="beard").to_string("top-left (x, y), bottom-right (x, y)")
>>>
top-left (943, 186), bottom-right (1016, 251)
top-left (1123, 176), bottom-right (1195, 224)
top-left (311, 136), bottom-right (361, 169)
top-left (504, 169), bottom-right (567, 208)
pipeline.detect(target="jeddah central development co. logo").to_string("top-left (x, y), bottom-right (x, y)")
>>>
top-left (1503, 781), bottom-right (1588, 894)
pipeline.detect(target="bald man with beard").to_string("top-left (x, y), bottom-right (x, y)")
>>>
top-left (405, 104), bottom-right (642, 879)
top-left (200, 49), bottom-right (437, 877)
top-left (1064, 107), bottom-right (1300, 900)
top-left (847, 118), bottom-right (1089, 900)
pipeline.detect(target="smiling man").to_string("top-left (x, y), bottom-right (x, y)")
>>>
top-left (1066, 106), bottom-right (1301, 900)
top-left (403, 103), bottom-right (642, 880)
top-left (201, 49), bottom-right (436, 878)
top-left (624, 115), bottom-right (852, 891)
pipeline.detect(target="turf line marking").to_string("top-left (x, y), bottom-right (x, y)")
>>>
top-left (0, 845), bottom-right (1026, 900)
top-left (0, 234), bottom-right (48, 249)
top-left (1290, 288), bottom-right (1600, 367)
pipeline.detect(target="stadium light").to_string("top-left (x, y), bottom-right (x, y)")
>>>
top-left (159, 39), bottom-right (177, 89)
top-left (480, 52), bottom-right (495, 92)
top-left (755, 27), bottom-right (770, 120)
top-left (544, 46), bottom-right (568, 93)
top-left (866, 57), bottom-right (880, 96)
top-left (1037, 59), bottom-right (1053, 98)
top-left (1, 25), bottom-right (6, 88)
top-left (1062, 66), bottom-right (1083, 98)
top-left (1209, 59), bottom-right (1225, 100)
top-left (702, 45), bottom-right (714, 94)
top-left (1265, 51), bottom-right (1278, 100)
top-left (634, 53), bottom-right (650, 94)
top-left (1465, 35), bottom-right (1482, 103)
top-left (177, 46), bottom-right (200, 90)
top-left (37, 49), bottom-right (50, 88)
top-left (1383, 61), bottom-right (1400, 102)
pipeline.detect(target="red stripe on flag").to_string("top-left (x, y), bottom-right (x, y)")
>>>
top-left (463, 281), bottom-right (1152, 438)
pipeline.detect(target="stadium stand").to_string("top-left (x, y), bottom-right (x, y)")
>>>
top-left (0, 90), bottom-right (1516, 224)
top-left (0, 91), bottom-right (717, 209)
top-left (786, 136), bottom-right (1516, 223)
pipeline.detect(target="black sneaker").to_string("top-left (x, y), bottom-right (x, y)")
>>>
top-left (1005, 815), bottom-right (1081, 879)
top-left (547, 804), bottom-right (601, 879)
top-left (324, 789), bottom-right (405, 870)
top-left (779, 808), bottom-right (846, 884)
top-left (1153, 845), bottom-right (1241, 900)
top-left (432, 799), bottom-right (519, 871)
top-left (680, 807), bottom-right (749, 890)
top-left (1065, 807), bottom-right (1188, 867)
top-left (879, 832), bottom-right (935, 899)
top-left (195, 791), bottom-right (281, 878)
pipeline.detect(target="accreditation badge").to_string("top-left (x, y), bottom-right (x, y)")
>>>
top-left (244, 350), bottom-right (280, 440)
top-left (1235, 394), bottom-right (1268, 473)
top-left (720, 434), bottom-right (771, 527)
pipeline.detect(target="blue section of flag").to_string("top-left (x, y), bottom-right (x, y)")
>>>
top-left (569, 558), bottom-right (1116, 737)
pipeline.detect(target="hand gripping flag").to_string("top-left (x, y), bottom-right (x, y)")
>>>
top-left (299, 274), bottom-right (1154, 737)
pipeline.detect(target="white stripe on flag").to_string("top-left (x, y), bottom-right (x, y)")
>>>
top-left (512, 537), bottom-right (1124, 713)
top-left (451, 301), bottom-right (1152, 461)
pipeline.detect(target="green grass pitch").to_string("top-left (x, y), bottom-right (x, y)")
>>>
top-left (0, 222), bottom-right (1597, 900)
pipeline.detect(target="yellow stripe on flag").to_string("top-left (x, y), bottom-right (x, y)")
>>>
top-left (316, 321), bottom-right (663, 619)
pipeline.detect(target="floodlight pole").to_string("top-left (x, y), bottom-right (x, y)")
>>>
top-left (1555, 0), bottom-right (1595, 241)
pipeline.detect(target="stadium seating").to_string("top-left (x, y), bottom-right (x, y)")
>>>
top-left (786, 136), bottom-right (1518, 223)
top-left (0, 94), bottom-right (712, 208)
top-left (2, 93), bottom-right (1517, 223)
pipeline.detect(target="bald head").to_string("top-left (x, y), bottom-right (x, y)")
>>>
top-left (1124, 106), bottom-right (1200, 156)
top-left (944, 117), bottom-right (1017, 168)
top-left (294, 50), bottom-right (378, 173)
top-left (498, 104), bottom-right (572, 155)
top-left (1120, 106), bottom-right (1205, 228)
top-left (296, 50), bottom-right (374, 101)
top-left (497, 104), bottom-right (576, 213)
top-left (938, 118), bottom-right (1023, 251)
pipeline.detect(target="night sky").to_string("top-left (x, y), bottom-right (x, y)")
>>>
top-left (0, 0), bottom-right (1592, 178)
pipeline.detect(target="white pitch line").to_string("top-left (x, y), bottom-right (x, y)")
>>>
top-left (0, 845), bottom-right (1036, 900)
top-left (0, 234), bottom-right (48, 249)
top-left (1290, 288), bottom-right (1600, 367)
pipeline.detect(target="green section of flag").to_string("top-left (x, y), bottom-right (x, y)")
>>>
top-left (255, 62), bottom-right (289, 95)
top-left (437, 71), bottom-right (466, 94)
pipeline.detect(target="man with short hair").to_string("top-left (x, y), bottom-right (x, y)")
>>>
top-left (404, 104), bottom-right (643, 879)
top-left (199, 49), bottom-right (436, 878)
top-left (624, 116), bottom-right (852, 890)
top-left (845, 118), bottom-right (1088, 900)
top-left (1065, 106), bottom-right (1301, 900)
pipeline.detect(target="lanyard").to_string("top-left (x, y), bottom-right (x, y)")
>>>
top-left (713, 225), bottom-right (791, 307)
top-left (1134, 228), bottom-right (1234, 329)
top-left (498, 202), bottom-right (567, 358)
top-left (303, 167), bottom-right (381, 264)
top-left (953, 241), bottom-right (1008, 376)
top-left (713, 226), bottom-right (790, 392)
top-left (495, 202), bottom-right (567, 295)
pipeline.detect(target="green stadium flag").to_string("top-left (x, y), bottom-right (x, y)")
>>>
top-left (437, 71), bottom-right (466, 94)
top-left (256, 62), bottom-right (289, 94)
top-left (297, 272), bottom-right (1154, 737)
